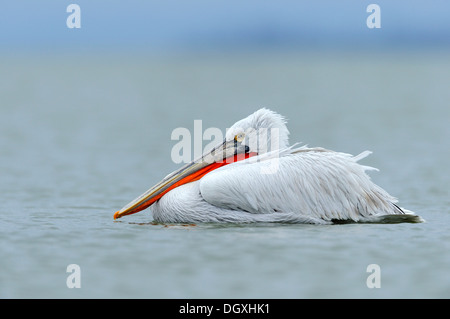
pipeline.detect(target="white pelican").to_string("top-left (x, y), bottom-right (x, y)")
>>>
top-left (114, 108), bottom-right (423, 224)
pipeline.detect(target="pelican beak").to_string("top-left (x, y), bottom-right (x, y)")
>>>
top-left (114, 139), bottom-right (256, 220)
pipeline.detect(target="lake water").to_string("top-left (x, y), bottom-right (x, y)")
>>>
top-left (0, 51), bottom-right (449, 298)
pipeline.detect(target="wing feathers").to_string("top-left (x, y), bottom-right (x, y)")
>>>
top-left (199, 148), bottom-right (405, 222)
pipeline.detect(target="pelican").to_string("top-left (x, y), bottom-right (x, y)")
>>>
top-left (114, 108), bottom-right (423, 224)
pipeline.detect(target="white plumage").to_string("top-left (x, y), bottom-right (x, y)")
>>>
top-left (115, 108), bottom-right (423, 224)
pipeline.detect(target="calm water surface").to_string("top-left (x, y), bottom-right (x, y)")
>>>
top-left (0, 52), bottom-right (449, 298)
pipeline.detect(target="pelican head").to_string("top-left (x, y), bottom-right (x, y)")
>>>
top-left (114, 108), bottom-right (289, 219)
top-left (225, 108), bottom-right (290, 154)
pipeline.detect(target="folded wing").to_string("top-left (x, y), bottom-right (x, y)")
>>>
top-left (199, 147), bottom-right (405, 223)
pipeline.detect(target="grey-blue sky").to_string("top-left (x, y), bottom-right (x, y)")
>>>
top-left (0, 0), bottom-right (449, 54)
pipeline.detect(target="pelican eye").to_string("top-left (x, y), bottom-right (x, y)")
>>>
top-left (234, 133), bottom-right (245, 143)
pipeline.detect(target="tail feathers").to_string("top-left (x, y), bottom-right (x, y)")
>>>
top-left (362, 214), bottom-right (425, 224)
top-left (332, 205), bottom-right (424, 224)
top-left (333, 213), bottom-right (425, 224)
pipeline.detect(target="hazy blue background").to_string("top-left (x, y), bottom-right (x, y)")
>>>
top-left (1, 1), bottom-right (449, 299)
top-left (1, 0), bottom-right (449, 54)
